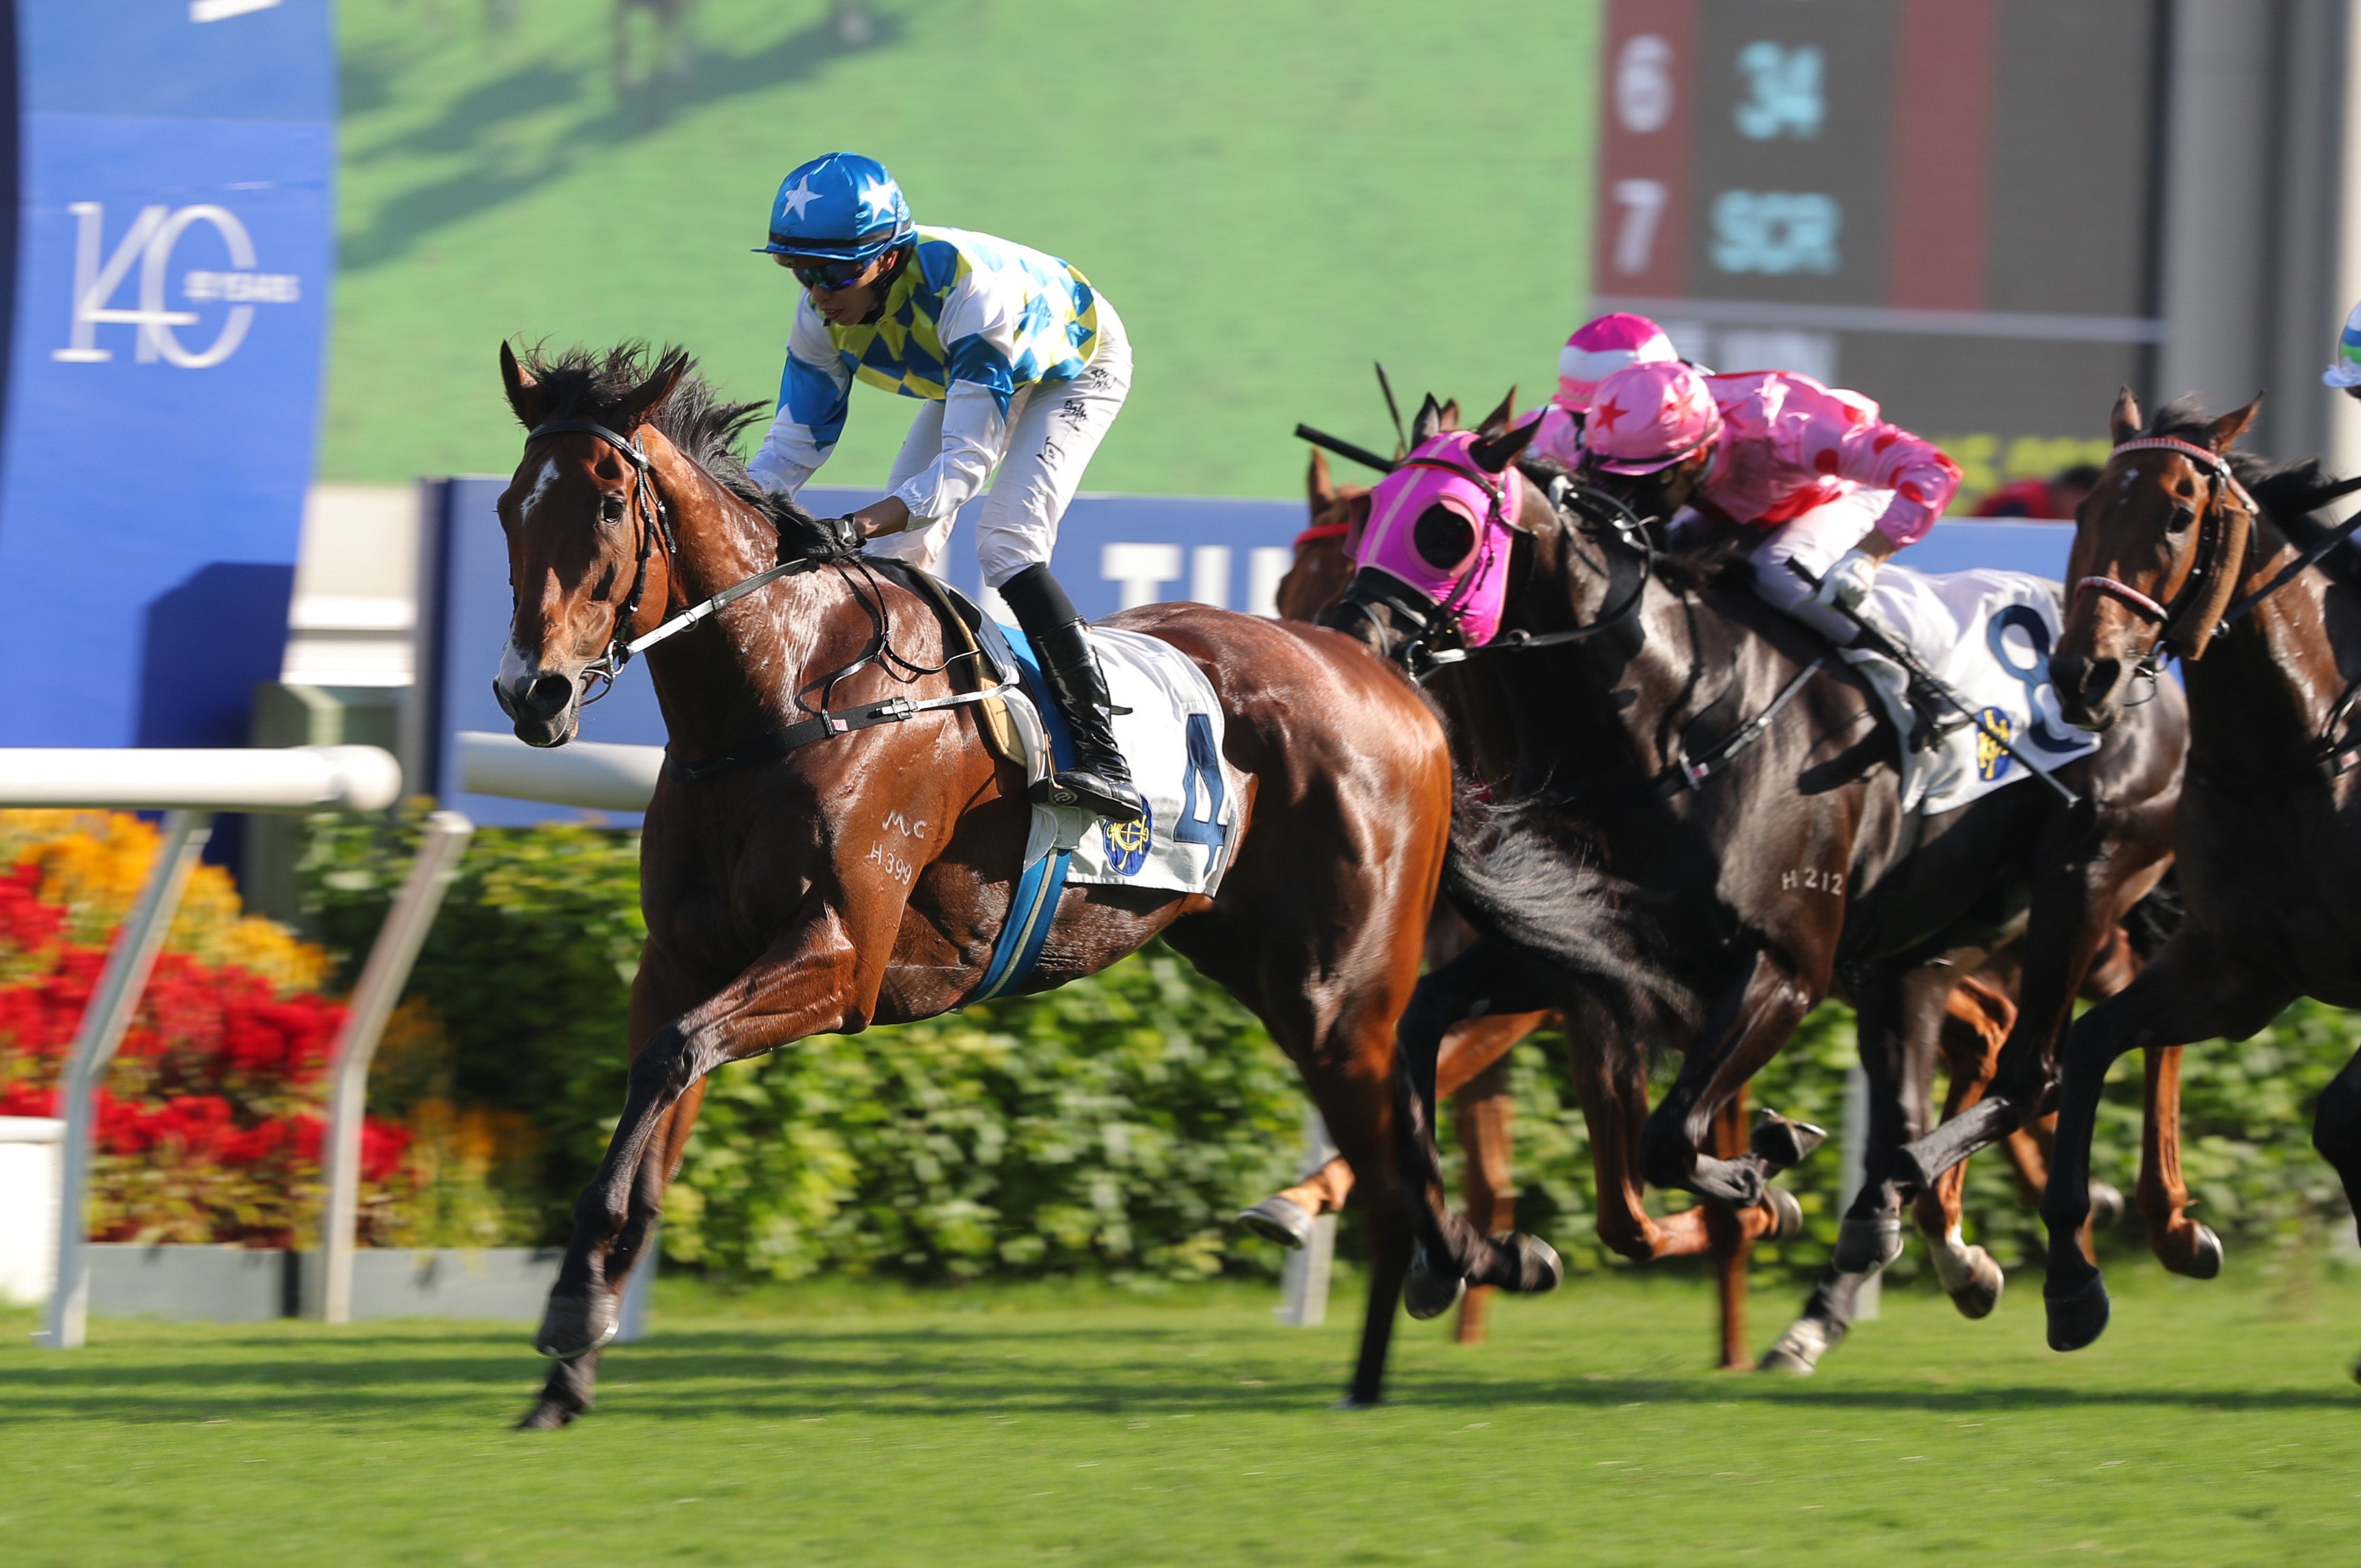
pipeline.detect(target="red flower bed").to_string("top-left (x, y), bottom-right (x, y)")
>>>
top-left (0, 863), bottom-right (416, 1246)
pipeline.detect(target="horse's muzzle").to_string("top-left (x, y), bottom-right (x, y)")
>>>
top-left (495, 671), bottom-right (582, 747)
top-left (2050, 649), bottom-right (2126, 733)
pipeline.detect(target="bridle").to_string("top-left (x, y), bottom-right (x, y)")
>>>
top-left (510, 418), bottom-right (1011, 778)
top-left (1404, 469), bottom-right (1656, 677)
top-left (2072, 435), bottom-right (2259, 672)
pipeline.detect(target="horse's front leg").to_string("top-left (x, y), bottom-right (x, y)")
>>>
top-left (1641, 945), bottom-right (1821, 1207)
top-left (532, 911), bottom-right (875, 1366)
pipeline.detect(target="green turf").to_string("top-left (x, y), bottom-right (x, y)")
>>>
top-left (328, 0), bottom-right (1597, 493)
top-left (6, 1267), bottom-right (2360, 1565)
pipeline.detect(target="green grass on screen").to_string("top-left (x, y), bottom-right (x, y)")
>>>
top-left (329, 0), bottom-right (1600, 494)
top-left (5, 1269), bottom-right (2360, 1565)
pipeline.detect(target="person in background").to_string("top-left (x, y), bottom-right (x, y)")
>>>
top-left (746, 150), bottom-right (1144, 825)
top-left (1522, 313), bottom-right (1680, 469)
top-left (2325, 299), bottom-right (2361, 400)
top-left (1972, 464), bottom-right (2101, 520)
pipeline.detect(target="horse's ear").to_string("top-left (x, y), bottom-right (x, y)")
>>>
top-left (501, 341), bottom-right (545, 429)
top-left (1469, 415), bottom-right (1542, 473)
top-left (2109, 386), bottom-right (2143, 447)
top-left (1307, 447), bottom-right (1335, 509)
top-left (1476, 386), bottom-right (1519, 437)
top-left (1437, 398), bottom-right (1461, 433)
top-left (1411, 393), bottom-right (1445, 444)
top-left (614, 350), bottom-right (689, 430)
top-left (2206, 394), bottom-right (2262, 454)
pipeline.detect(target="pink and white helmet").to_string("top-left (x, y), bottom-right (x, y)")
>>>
top-left (1556, 312), bottom-right (1678, 411)
top-left (1580, 361), bottom-right (1722, 475)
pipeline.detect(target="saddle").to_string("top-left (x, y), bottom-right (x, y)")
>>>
top-left (864, 558), bottom-right (1027, 770)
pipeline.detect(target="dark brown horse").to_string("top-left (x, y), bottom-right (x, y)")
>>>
top-left (1910, 392), bottom-right (2361, 1355)
top-left (1323, 404), bottom-right (2194, 1344)
top-left (1288, 430), bottom-right (2153, 1372)
top-left (489, 343), bottom-right (1461, 1424)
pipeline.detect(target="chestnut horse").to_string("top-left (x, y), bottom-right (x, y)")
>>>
top-left (1905, 392), bottom-right (2361, 1356)
top-left (490, 343), bottom-right (1467, 1424)
top-left (1322, 404), bottom-right (2194, 1337)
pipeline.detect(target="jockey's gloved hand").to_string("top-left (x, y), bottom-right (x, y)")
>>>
top-left (801, 513), bottom-right (866, 561)
top-left (1814, 549), bottom-right (1878, 611)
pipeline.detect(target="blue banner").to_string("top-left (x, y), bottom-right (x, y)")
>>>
top-left (422, 471), bottom-right (2076, 827)
top-left (0, 0), bottom-right (334, 747)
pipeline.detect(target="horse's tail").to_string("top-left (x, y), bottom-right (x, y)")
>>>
top-left (1439, 781), bottom-right (1698, 1044)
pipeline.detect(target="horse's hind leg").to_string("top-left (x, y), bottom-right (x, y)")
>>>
top-left (1642, 944), bottom-right (1821, 1208)
top-left (1453, 1048), bottom-right (1518, 1345)
top-left (1914, 972), bottom-right (2010, 1321)
top-left (2306, 1048), bottom-right (2361, 1380)
top-left (2137, 1045), bottom-right (2222, 1277)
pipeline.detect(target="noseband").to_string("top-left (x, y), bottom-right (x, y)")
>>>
top-left (2072, 435), bottom-right (2257, 667)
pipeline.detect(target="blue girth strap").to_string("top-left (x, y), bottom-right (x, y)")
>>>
top-left (961, 621), bottom-right (1074, 1007)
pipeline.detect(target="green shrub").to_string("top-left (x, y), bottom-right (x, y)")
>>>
top-left (300, 811), bottom-right (2361, 1284)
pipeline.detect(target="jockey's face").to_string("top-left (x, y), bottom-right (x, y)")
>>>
top-left (1588, 444), bottom-right (1714, 524)
top-left (786, 251), bottom-right (896, 326)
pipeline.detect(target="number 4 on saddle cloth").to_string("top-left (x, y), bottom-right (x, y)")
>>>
top-left (1844, 566), bottom-right (2101, 816)
top-left (952, 607), bottom-right (1247, 1004)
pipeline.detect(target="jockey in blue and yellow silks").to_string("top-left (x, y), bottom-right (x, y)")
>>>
top-left (748, 150), bottom-right (1143, 825)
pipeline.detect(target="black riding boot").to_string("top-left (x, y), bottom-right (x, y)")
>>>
top-left (999, 564), bottom-right (1147, 825)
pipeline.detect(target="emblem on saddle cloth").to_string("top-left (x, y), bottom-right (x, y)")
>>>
top-left (1852, 567), bottom-right (2101, 815)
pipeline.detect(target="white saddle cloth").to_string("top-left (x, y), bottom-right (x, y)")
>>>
top-left (1847, 567), bottom-right (2101, 816)
top-left (1004, 625), bottom-right (1247, 896)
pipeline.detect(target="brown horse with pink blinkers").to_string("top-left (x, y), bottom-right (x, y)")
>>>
top-left (490, 342), bottom-right (1484, 1424)
top-left (1901, 391), bottom-right (2361, 1358)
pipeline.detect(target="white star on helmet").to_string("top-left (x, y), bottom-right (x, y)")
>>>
top-left (777, 177), bottom-right (819, 222)
top-left (854, 177), bottom-right (896, 226)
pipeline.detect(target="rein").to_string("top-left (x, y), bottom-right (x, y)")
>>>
top-left (518, 417), bottom-right (1014, 779)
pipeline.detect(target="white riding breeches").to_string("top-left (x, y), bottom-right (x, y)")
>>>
top-left (1747, 488), bottom-right (1891, 645)
top-left (865, 297), bottom-right (1134, 589)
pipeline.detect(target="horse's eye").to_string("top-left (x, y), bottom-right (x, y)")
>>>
top-left (2166, 502), bottom-right (2198, 533)
top-left (599, 492), bottom-right (627, 525)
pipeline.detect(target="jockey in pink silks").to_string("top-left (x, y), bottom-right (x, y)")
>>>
top-left (1522, 312), bottom-right (1680, 470)
top-left (1577, 360), bottom-right (1965, 723)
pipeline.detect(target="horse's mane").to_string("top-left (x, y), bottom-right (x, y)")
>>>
top-left (1515, 455), bottom-right (1755, 596)
top-left (514, 341), bottom-right (840, 552)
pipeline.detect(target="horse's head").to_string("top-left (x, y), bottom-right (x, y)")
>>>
top-left (2053, 389), bottom-right (2260, 731)
top-left (1320, 391), bottom-right (1544, 663)
top-left (492, 340), bottom-right (688, 747)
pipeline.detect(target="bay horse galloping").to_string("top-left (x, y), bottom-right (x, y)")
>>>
top-left (1324, 405), bottom-right (2197, 1355)
top-left (1910, 392), bottom-right (2361, 1356)
top-left (490, 342), bottom-right (1466, 1424)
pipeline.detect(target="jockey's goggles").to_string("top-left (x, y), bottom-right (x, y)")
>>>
top-left (776, 253), bottom-right (874, 291)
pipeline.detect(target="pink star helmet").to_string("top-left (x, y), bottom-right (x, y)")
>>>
top-left (1580, 361), bottom-right (1722, 476)
top-left (1557, 313), bottom-right (1678, 412)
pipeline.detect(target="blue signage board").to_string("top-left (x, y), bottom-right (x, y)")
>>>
top-left (0, 0), bottom-right (334, 748)
top-left (422, 469), bottom-right (2074, 827)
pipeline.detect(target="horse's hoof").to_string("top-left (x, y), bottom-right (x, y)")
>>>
top-left (1332, 1393), bottom-right (1383, 1411)
top-left (1236, 1195), bottom-right (1316, 1250)
top-left (1750, 1110), bottom-right (1829, 1169)
top-left (534, 1293), bottom-right (619, 1360)
top-left (2185, 1222), bottom-right (2224, 1280)
top-left (1832, 1215), bottom-right (1904, 1275)
top-left (2044, 1271), bottom-right (2112, 1352)
top-left (1947, 1246), bottom-right (2004, 1320)
top-left (1403, 1249), bottom-right (1466, 1321)
top-left (1501, 1232), bottom-right (1564, 1295)
top-left (1760, 1184), bottom-right (1803, 1240)
top-left (1758, 1318), bottom-right (1834, 1375)
top-left (2088, 1180), bottom-right (2126, 1232)
top-left (514, 1399), bottom-right (579, 1432)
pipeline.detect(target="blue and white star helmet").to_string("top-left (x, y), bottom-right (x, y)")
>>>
top-left (755, 151), bottom-right (914, 262)
top-left (2326, 299), bottom-right (2361, 390)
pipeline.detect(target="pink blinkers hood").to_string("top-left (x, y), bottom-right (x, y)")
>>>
top-left (1352, 431), bottom-right (1520, 647)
